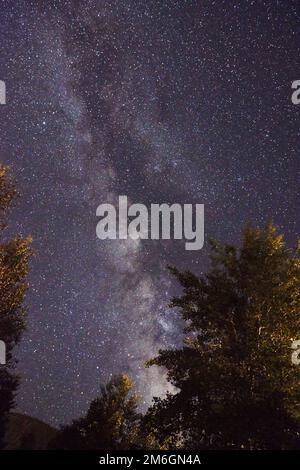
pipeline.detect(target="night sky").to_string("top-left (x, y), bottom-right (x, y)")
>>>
top-left (0, 0), bottom-right (299, 427)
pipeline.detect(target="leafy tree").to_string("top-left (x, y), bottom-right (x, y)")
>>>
top-left (0, 165), bottom-right (31, 448)
top-left (50, 374), bottom-right (141, 450)
top-left (146, 225), bottom-right (300, 449)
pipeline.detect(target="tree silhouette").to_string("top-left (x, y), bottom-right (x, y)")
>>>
top-left (0, 165), bottom-right (32, 448)
top-left (146, 225), bottom-right (300, 449)
top-left (50, 374), bottom-right (141, 450)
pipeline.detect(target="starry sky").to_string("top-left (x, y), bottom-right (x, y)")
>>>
top-left (0, 0), bottom-right (299, 427)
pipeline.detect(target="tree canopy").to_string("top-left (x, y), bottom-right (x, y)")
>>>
top-left (145, 225), bottom-right (300, 449)
top-left (0, 165), bottom-right (31, 448)
top-left (50, 374), bottom-right (140, 450)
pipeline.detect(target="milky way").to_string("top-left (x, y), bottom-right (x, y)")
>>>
top-left (0, 0), bottom-right (299, 426)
